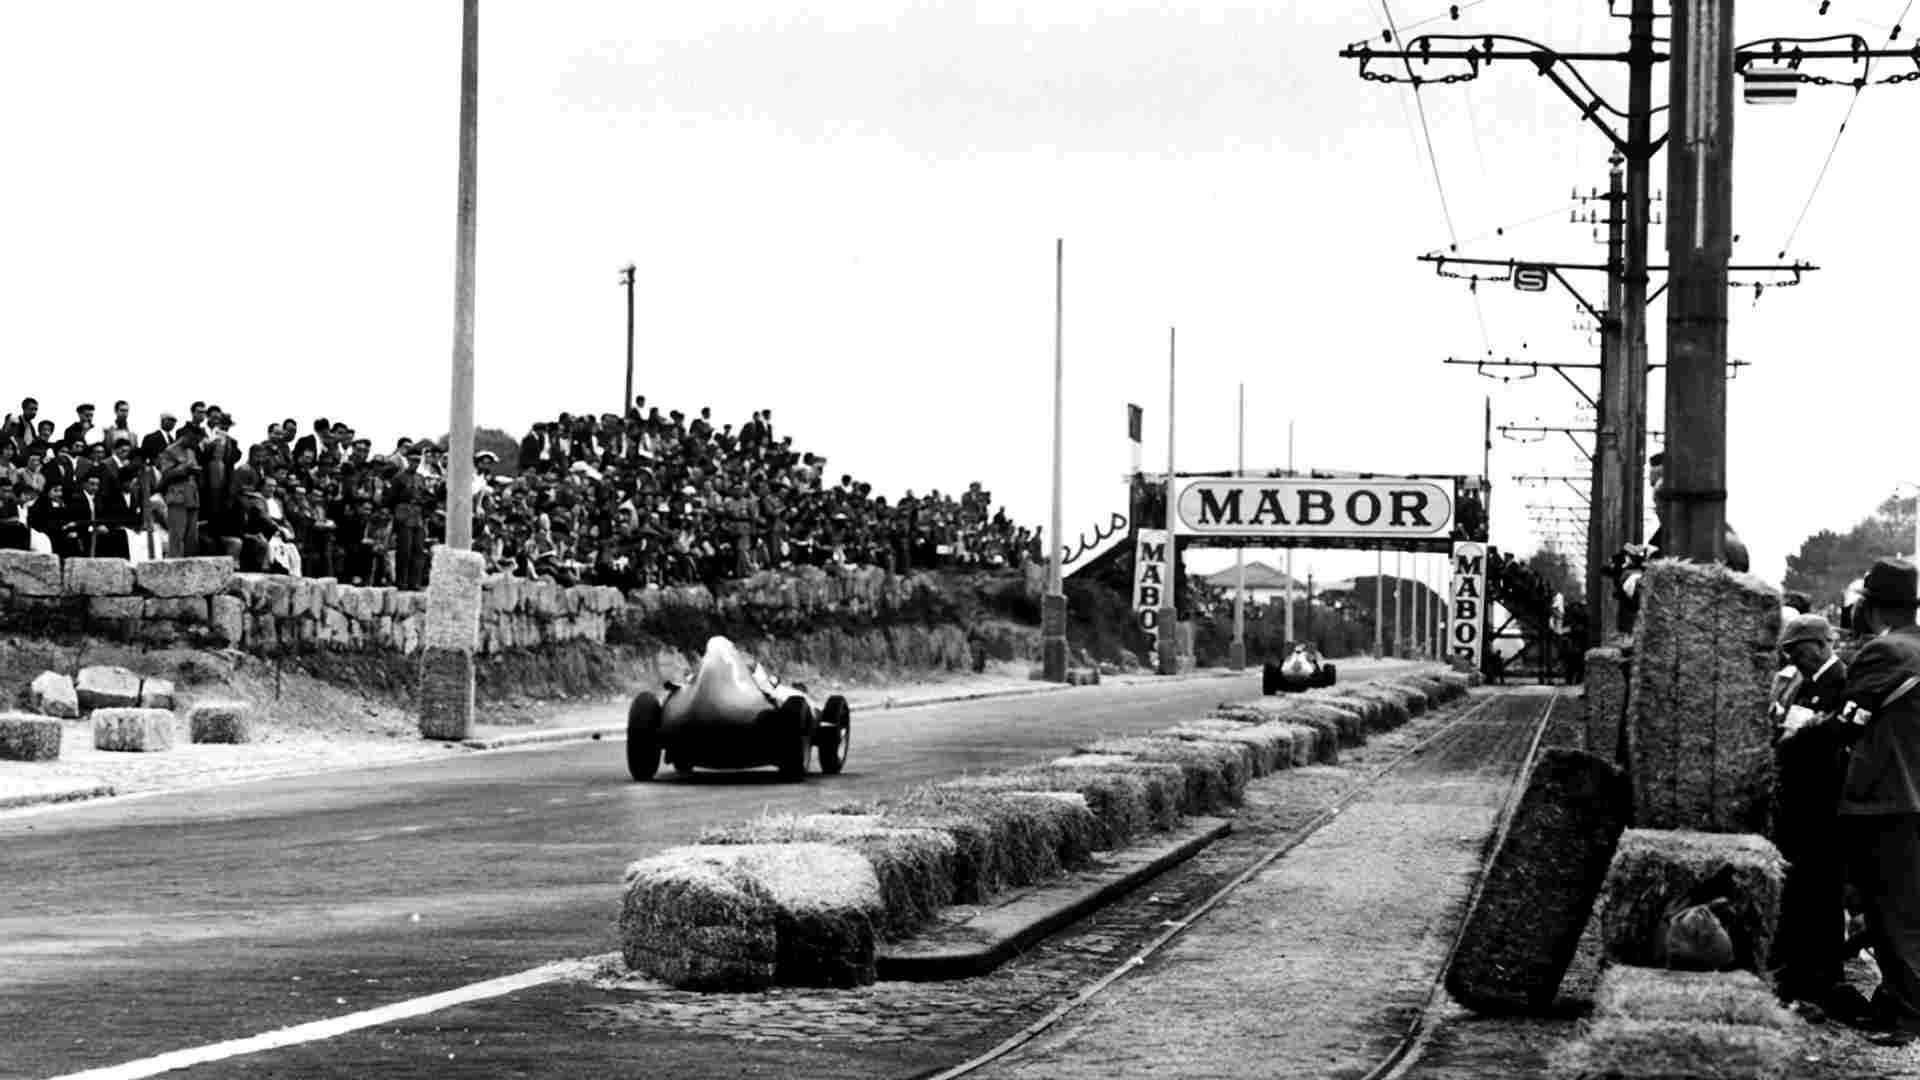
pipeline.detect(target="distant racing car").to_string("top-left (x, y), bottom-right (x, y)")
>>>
top-left (626, 636), bottom-right (850, 781)
top-left (1263, 642), bottom-right (1337, 694)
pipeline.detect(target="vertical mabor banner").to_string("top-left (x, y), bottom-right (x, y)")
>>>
top-left (1450, 541), bottom-right (1487, 668)
top-left (1132, 528), bottom-right (1169, 646)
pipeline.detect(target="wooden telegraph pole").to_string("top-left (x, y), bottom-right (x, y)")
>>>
top-left (1663, 0), bottom-right (1735, 563)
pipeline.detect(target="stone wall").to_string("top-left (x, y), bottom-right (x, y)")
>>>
top-left (0, 553), bottom-right (992, 661)
top-left (0, 551), bottom-right (624, 657)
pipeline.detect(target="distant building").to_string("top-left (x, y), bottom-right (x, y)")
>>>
top-left (1200, 561), bottom-right (1297, 606)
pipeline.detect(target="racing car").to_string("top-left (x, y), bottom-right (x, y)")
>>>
top-left (626, 636), bottom-right (850, 782)
top-left (1262, 642), bottom-right (1337, 695)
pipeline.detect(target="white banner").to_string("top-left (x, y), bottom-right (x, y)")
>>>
top-left (1174, 477), bottom-right (1454, 541)
top-left (1449, 541), bottom-right (1488, 669)
top-left (1132, 528), bottom-right (1169, 645)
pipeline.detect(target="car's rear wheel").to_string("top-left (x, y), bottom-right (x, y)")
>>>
top-left (1262, 664), bottom-right (1280, 696)
top-left (816, 695), bottom-right (850, 775)
top-left (776, 696), bottom-right (814, 781)
top-left (1321, 663), bottom-right (1338, 686)
top-left (626, 693), bottom-right (663, 781)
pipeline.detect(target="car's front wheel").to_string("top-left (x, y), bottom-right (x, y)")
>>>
top-left (775, 696), bottom-right (814, 781)
top-left (816, 695), bottom-right (850, 775)
top-left (627, 693), bottom-right (663, 781)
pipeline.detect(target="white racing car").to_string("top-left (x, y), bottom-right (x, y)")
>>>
top-left (1263, 642), bottom-right (1337, 695)
top-left (626, 636), bottom-right (850, 782)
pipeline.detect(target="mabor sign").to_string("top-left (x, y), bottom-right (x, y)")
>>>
top-left (1175, 478), bottom-right (1455, 542)
top-left (1132, 528), bottom-right (1169, 646)
top-left (1450, 541), bottom-right (1487, 668)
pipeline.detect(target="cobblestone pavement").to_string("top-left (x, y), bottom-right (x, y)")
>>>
top-left (966, 690), bottom-right (1553, 1080)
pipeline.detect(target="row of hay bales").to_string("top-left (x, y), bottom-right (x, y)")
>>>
top-left (1445, 560), bottom-right (1804, 1078)
top-left (619, 665), bottom-right (1478, 991)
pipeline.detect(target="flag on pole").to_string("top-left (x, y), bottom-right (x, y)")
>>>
top-left (1127, 404), bottom-right (1143, 443)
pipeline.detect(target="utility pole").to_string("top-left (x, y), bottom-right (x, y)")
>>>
top-left (1393, 550), bottom-right (1404, 658)
top-left (1374, 547), bottom-right (1385, 658)
top-left (1662, 0), bottom-right (1735, 564)
top-left (1158, 328), bottom-right (1180, 677)
top-left (1231, 383), bottom-right (1247, 671)
top-left (1284, 420), bottom-right (1295, 645)
top-left (445, 0), bottom-right (479, 555)
top-left (420, 0), bottom-right (481, 743)
top-left (1043, 239), bottom-right (1068, 682)
top-left (1591, 155), bottom-right (1627, 640)
top-left (620, 264), bottom-right (636, 418)
top-left (1621, 0), bottom-right (1656, 553)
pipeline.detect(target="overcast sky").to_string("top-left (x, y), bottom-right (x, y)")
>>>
top-left (2, 1), bottom-right (1913, 590)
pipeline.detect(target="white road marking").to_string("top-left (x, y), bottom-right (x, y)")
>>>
top-left (48, 959), bottom-right (588, 1080)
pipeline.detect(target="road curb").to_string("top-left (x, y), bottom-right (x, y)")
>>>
top-left (0, 781), bottom-right (117, 812)
top-left (462, 669), bottom-right (1251, 751)
top-left (875, 816), bottom-right (1232, 982)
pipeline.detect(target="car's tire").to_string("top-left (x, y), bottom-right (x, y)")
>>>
top-left (776, 695), bottom-right (814, 781)
top-left (1262, 663), bottom-right (1280, 696)
top-left (1321, 663), bottom-right (1337, 686)
top-left (816, 695), bottom-right (850, 775)
top-left (626, 693), bottom-right (663, 781)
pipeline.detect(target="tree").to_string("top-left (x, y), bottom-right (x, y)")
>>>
top-left (433, 426), bottom-right (524, 476)
top-left (1783, 495), bottom-right (1916, 611)
top-left (1523, 546), bottom-right (1581, 607)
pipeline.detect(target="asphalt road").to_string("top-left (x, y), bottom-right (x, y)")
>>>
top-left (0, 661), bottom-right (1415, 1080)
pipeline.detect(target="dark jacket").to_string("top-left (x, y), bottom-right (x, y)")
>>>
top-left (1840, 625), bottom-right (1920, 815)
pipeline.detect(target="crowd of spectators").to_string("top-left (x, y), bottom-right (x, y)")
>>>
top-left (0, 395), bottom-right (1040, 593)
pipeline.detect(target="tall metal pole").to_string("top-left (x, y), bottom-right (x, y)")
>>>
top-left (1622, 0), bottom-right (1655, 548)
top-left (1664, 0), bottom-right (1734, 563)
top-left (1374, 547), bottom-right (1385, 657)
top-left (1157, 328), bottom-right (1180, 675)
top-left (1397, 549), bottom-right (1413, 653)
top-left (1231, 383), bottom-right (1247, 671)
top-left (1592, 155), bottom-right (1627, 642)
top-left (445, 0), bottom-right (478, 553)
top-left (1284, 420), bottom-right (1296, 644)
top-left (1042, 239), bottom-right (1069, 682)
top-left (621, 264), bottom-right (636, 417)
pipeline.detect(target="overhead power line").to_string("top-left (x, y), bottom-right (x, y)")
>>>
top-left (1777, 0), bottom-right (1918, 256)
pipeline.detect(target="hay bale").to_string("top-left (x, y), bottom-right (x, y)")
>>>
top-left (1598, 829), bottom-right (1786, 975)
top-left (1041, 755), bottom-right (1188, 829)
top-left (91, 707), bottom-right (175, 752)
top-left (697, 814), bottom-right (957, 941)
top-left (1277, 704), bottom-right (1344, 764)
top-left (889, 788), bottom-right (1099, 894)
top-left (1296, 693), bottom-right (1370, 746)
top-left (188, 701), bottom-right (254, 744)
top-left (1446, 749), bottom-right (1634, 1015)
top-left (1077, 736), bottom-right (1248, 814)
top-left (1379, 680), bottom-right (1434, 715)
top-left (940, 765), bottom-right (1161, 849)
top-left (0, 713), bottom-right (62, 761)
top-left (1322, 686), bottom-right (1410, 731)
top-left (1161, 719), bottom-right (1294, 777)
top-left (1628, 560), bottom-right (1781, 833)
top-left (1583, 646), bottom-right (1630, 766)
top-left (619, 843), bottom-right (883, 990)
top-left (1546, 1019), bottom-right (1796, 1080)
top-left (1594, 966), bottom-right (1795, 1029)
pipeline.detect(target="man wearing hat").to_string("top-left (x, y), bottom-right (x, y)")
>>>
top-left (1837, 557), bottom-right (1920, 1044)
top-left (1768, 612), bottom-right (1869, 1020)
